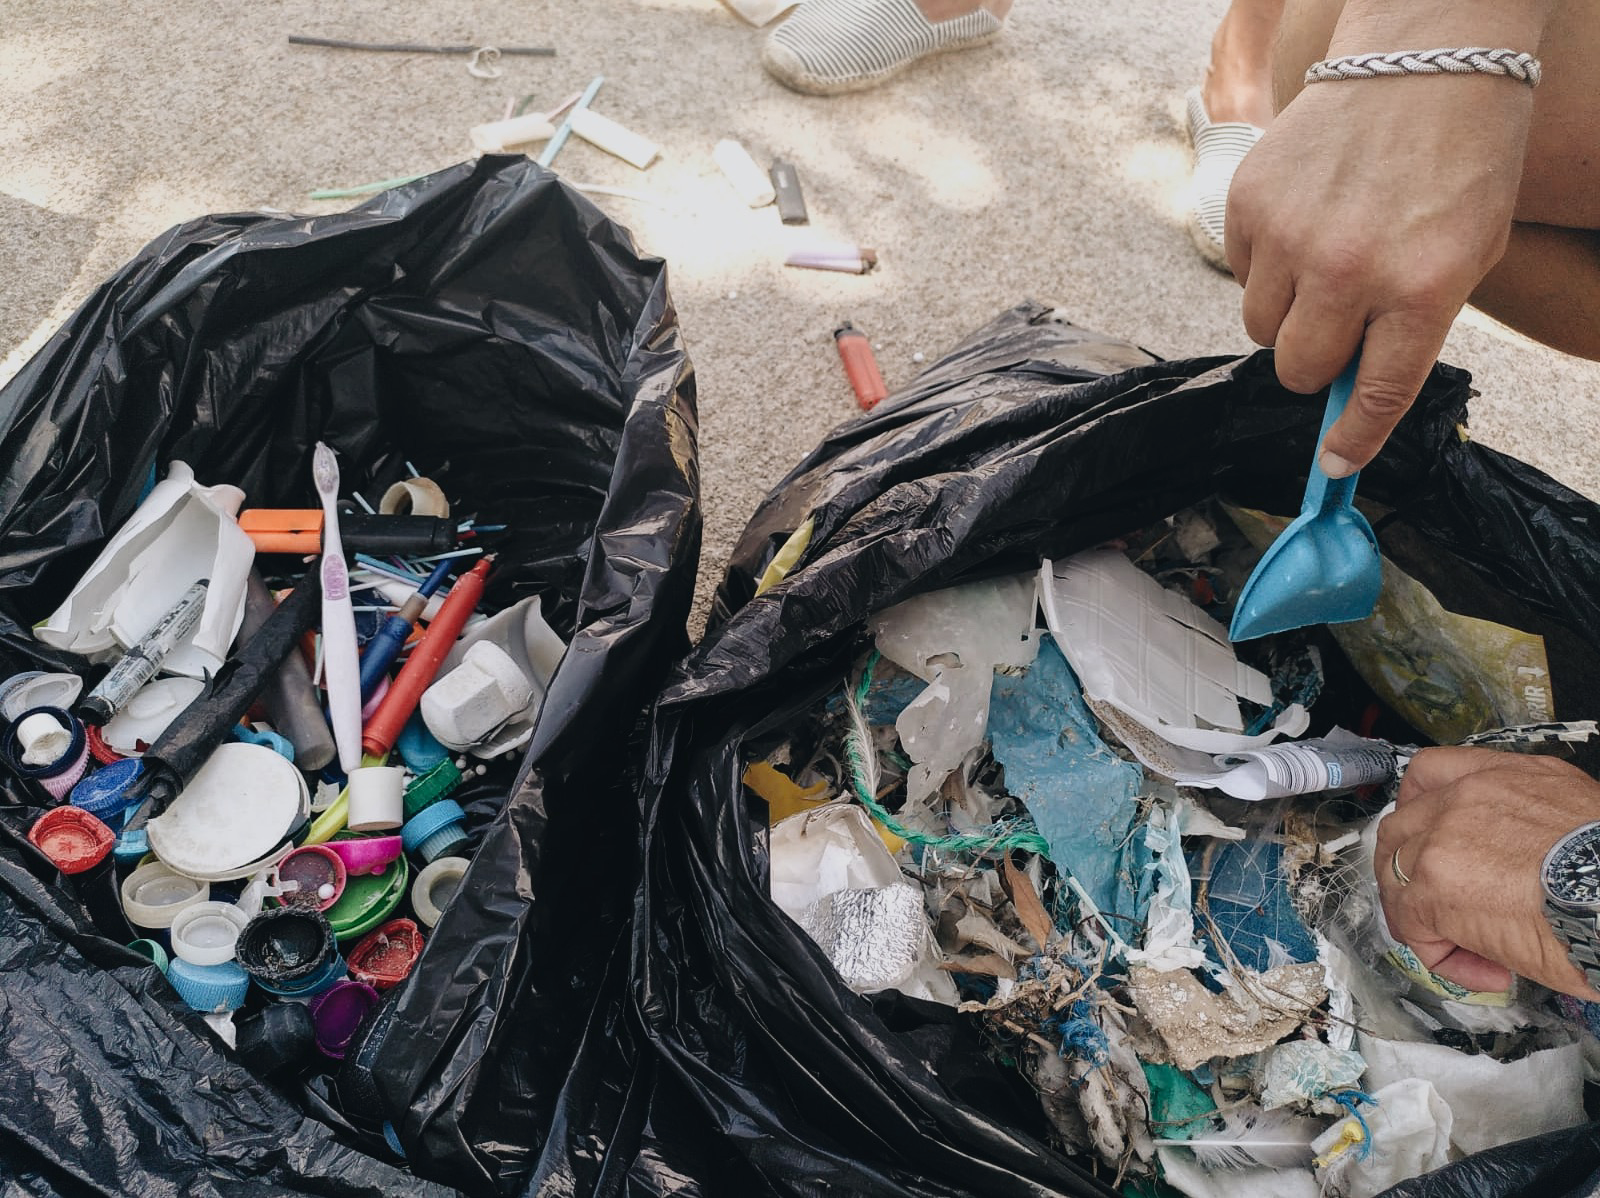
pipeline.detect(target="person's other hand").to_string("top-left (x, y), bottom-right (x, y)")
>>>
top-left (1225, 76), bottom-right (1534, 478)
top-left (1377, 747), bottom-right (1600, 999)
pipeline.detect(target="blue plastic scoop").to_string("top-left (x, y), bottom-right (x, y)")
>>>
top-left (1229, 357), bottom-right (1383, 642)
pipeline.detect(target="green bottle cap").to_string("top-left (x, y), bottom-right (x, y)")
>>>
top-left (325, 839), bottom-right (410, 942)
top-left (403, 758), bottom-right (463, 821)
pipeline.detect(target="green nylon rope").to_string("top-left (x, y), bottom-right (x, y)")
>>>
top-left (845, 651), bottom-right (1052, 857)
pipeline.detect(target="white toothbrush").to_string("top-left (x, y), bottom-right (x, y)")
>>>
top-left (312, 442), bottom-right (363, 772)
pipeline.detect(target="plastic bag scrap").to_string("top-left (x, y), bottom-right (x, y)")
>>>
top-left (528, 303), bottom-right (1600, 1198)
top-left (0, 157), bottom-right (699, 1195)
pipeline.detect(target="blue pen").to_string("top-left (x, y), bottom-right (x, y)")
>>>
top-left (357, 560), bottom-right (453, 700)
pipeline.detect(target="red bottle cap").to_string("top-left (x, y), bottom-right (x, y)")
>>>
top-left (346, 917), bottom-right (424, 990)
top-left (85, 724), bottom-right (126, 765)
top-left (28, 806), bottom-right (115, 874)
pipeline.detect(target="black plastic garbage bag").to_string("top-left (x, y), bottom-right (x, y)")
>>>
top-left (535, 303), bottom-right (1600, 1197)
top-left (0, 156), bottom-right (699, 1195)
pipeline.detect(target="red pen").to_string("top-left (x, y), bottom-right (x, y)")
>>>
top-left (833, 323), bottom-right (888, 410)
top-left (360, 557), bottom-right (492, 760)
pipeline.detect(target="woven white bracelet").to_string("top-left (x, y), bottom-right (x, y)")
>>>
top-left (1306, 47), bottom-right (1541, 87)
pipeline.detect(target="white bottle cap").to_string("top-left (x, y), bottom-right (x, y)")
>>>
top-left (170, 901), bottom-right (250, 966)
top-left (412, 856), bottom-right (470, 928)
top-left (120, 862), bottom-right (210, 930)
top-left (16, 712), bottom-right (70, 766)
top-left (346, 765), bottom-right (407, 832)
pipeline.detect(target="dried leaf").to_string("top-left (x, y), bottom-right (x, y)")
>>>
top-left (1003, 852), bottom-right (1054, 951)
top-left (939, 952), bottom-right (1017, 979)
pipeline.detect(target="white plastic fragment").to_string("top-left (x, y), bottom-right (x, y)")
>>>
top-left (1357, 1032), bottom-right (1586, 1157)
top-left (102, 676), bottom-right (206, 754)
top-left (431, 595), bottom-right (566, 757)
top-left (469, 112), bottom-right (557, 154)
top-left (569, 107), bottom-right (661, 169)
top-left (770, 803), bottom-right (956, 1004)
top-left (0, 672), bottom-right (83, 722)
top-left (422, 641), bottom-right (534, 752)
top-left (870, 572), bottom-right (1039, 804)
top-left (713, 138), bottom-right (775, 207)
top-left (36, 460), bottom-right (254, 678)
top-left (1123, 802), bottom-right (1207, 972)
top-left (1039, 551), bottom-right (1307, 753)
top-left (1312, 1078), bottom-right (1451, 1198)
top-left (721, 0), bottom-right (802, 25)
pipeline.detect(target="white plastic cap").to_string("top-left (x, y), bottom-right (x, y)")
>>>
top-left (170, 901), bottom-right (250, 966)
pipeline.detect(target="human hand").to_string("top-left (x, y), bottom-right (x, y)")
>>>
top-left (1376, 747), bottom-right (1600, 1000)
top-left (1225, 76), bottom-right (1534, 477)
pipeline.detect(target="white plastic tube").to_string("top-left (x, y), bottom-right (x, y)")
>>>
top-left (469, 113), bottom-right (557, 154)
top-left (568, 108), bottom-right (660, 169)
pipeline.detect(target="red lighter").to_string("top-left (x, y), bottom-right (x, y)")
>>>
top-left (833, 322), bottom-right (888, 410)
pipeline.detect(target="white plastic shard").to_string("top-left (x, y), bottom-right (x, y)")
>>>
top-left (870, 573), bottom-right (1039, 803)
top-left (1040, 551), bottom-right (1307, 754)
top-left (36, 460), bottom-right (254, 678)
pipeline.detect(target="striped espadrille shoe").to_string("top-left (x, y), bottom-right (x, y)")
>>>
top-left (762, 0), bottom-right (1003, 96)
top-left (1184, 87), bottom-right (1264, 273)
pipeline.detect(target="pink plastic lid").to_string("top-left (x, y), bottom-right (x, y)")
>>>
top-left (277, 844), bottom-right (347, 911)
top-left (324, 836), bottom-right (404, 877)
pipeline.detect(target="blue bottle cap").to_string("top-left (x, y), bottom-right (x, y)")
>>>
top-left (401, 799), bottom-right (466, 856)
top-left (166, 958), bottom-right (251, 1012)
top-left (396, 713), bottom-right (450, 773)
top-left (416, 824), bottom-right (470, 863)
top-left (71, 758), bottom-right (144, 823)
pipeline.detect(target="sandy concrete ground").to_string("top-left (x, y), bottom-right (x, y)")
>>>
top-left (4, 0), bottom-right (1598, 633)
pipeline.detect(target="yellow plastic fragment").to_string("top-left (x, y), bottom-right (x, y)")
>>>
top-left (1313, 1119), bottom-right (1366, 1168)
top-left (742, 759), bottom-right (906, 854)
top-left (743, 760), bottom-right (830, 824)
top-left (754, 517), bottom-right (815, 596)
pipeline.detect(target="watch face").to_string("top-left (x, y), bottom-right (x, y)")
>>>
top-left (1544, 823), bottom-right (1600, 908)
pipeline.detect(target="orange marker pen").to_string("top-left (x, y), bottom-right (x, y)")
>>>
top-left (360, 557), bottom-right (492, 760)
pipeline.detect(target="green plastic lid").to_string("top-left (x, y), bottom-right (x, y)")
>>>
top-left (325, 839), bottom-right (410, 942)
top-left (403, 758), bottom-right (463, 821)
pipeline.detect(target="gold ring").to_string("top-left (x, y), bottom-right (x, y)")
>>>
top-left (1391, 846), bottom-right (1412, 887)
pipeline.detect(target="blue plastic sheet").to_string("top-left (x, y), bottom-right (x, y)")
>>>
top-left (988, 635), bottom-right (1147, 922)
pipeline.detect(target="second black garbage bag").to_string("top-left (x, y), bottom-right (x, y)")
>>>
top-left (0, 157), bottom-right (699, 1195)
top-left (530, 303), bottom-right (1600, 1198)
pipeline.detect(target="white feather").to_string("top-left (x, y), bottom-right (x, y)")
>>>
top-left (1154, 1105), bottom-right (1323, 1170)
top-left (844, 673), bottom-right (881, 804)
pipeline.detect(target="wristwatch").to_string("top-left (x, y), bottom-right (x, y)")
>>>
top-left (1541, 820), bottom-right (1600, 989)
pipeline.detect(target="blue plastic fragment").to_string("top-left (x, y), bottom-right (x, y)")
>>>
top-left (1190, 836), bottom-right (1318, 973)
top-left (988, 635), bottom-right (1148, 923)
